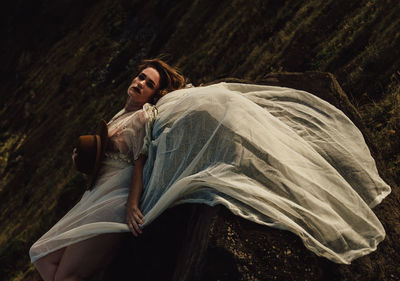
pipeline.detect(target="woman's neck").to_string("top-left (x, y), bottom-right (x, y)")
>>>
top-left (124, 97), bottom-right (143, 112)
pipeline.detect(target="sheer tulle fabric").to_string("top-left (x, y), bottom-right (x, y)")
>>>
top-left (107, 103), bottom-right (157, 161)
top-left (141, 83), bottom-right (390, 264)
top-left (30, 83), bottom-right (390, 264)
top-left (29, 104), bottom-right (156, 262)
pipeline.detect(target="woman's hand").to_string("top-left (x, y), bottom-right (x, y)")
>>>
top-left (125, 201), bottom-right (144, 237)
top-left (126, 154), bottom-right (146, 237)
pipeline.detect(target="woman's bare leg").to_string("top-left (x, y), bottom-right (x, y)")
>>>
top-left (54, 233), bottom-right (127, 281)
top-left (34, 248), bottom-right (65, 281)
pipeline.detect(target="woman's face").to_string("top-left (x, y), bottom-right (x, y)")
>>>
top-left (127, 67), bottom-right (161, 105)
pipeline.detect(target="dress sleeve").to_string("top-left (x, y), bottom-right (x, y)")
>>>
top-left (139, 103), bottom-right (158, 157)
top-left (121, 103), bottom-right (158, 161)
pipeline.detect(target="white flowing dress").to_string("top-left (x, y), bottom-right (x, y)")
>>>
top-left (29, 103), bottom-right (157, 263)
top-left (30, 83), bottom-right (391, 265)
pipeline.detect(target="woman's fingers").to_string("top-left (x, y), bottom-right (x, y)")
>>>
top-left (128, 220), bottom-right (138, 237)
top-left (126, 213), bottom-right (138, 236)
top-left (138, 211), bottom-right (144, 219)
top-left (125, 203), bottom-right (145, 237)
top-left (127, 207), bottom-right (145, 223)
top-left (126, 212), bottom-right (143, 236)
top-left (134, 220), bottom-right (143, 234)
top-left (129, 218), bottom-right (142, 235)
top-left (134, 213), bottom-right (144, 225)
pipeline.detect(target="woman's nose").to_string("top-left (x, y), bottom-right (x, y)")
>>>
top-left (138, 80), bottom-right (145, 88)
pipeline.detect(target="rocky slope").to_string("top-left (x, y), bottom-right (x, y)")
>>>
top-left (1, 0), bottom-right (399, 280)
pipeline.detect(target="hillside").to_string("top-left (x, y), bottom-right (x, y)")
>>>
top-left (0, 0), bottom-right (399, 280)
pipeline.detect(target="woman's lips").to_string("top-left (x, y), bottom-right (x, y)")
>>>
top-left (133, 86), bottom-right (140, 94)
top-left (129, 86), bottom-right (140, 95)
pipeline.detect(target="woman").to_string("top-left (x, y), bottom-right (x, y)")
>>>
top-left (30, 59), bottom-right (185, 281)
top-left (32, 60), bottom-right (391, 278)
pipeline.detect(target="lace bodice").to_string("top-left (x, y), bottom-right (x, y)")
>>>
top-left (106, 103), bottom-right (157, 163)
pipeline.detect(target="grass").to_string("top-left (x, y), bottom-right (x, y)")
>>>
top-left (0, 132), bottom-right (26, 185)
top-left (359, 75), bottom-right (400, 183)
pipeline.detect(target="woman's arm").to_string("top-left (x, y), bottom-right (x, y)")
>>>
top-left (125, 154), bottom-right (146, 237)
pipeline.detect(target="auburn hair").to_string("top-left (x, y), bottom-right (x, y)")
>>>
top-left (137, 59), bottom-right (186, 104)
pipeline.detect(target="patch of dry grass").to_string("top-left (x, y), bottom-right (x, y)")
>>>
top-left (359, 72), bottom-right (400, 183)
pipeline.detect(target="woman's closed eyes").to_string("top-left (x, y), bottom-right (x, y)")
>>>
top-left (138, 73), bottom-right (155, 89)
